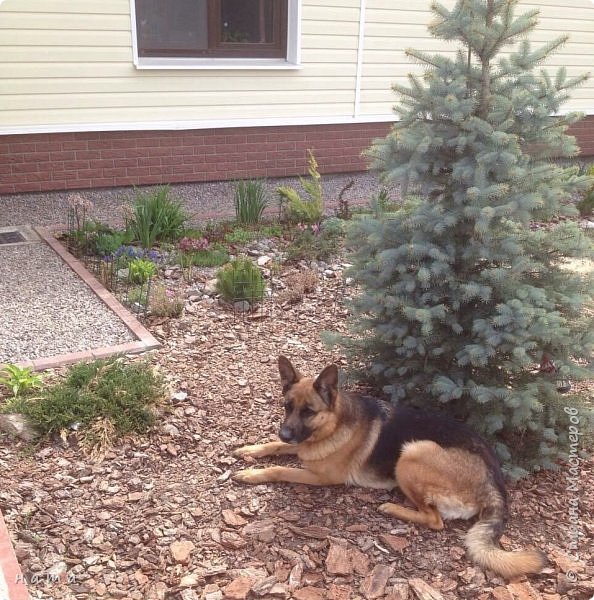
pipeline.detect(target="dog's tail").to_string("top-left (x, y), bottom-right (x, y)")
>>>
top-left (465, 485), bottom-right (547, 579)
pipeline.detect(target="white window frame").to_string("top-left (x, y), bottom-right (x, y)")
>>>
top-left (130, 0), bottom-right (301, 70)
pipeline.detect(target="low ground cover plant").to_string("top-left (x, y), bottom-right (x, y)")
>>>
top-left (2, 358), bottom-right (163, 442)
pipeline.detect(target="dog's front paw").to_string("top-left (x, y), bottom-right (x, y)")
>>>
top-left (233, 444), bottom-right (267, 459)
top-left (233, 468), bottom-right (271, 484)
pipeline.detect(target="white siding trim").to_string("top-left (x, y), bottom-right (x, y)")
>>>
top-left (0, 114), bottom-right (396, 136)
top-left (130, 0), bottom-right (302, 70)
top-left (354, 0), bottom-right (366, 118)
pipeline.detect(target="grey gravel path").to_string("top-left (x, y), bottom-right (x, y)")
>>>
top-left (0, 240), bottom-right (134, 364)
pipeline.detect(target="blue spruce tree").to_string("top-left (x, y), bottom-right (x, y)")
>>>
top-left (344, 0), bottom-right (594, 476)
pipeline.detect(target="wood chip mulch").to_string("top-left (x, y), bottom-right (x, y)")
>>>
top-left (1, 260), bottom-right (593, 600)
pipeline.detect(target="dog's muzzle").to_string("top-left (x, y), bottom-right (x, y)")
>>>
top-left (279, 425), bottom-right (297, 444)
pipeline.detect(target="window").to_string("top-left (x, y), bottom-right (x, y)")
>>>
top-left (133, 0), bottom-right (297, 66)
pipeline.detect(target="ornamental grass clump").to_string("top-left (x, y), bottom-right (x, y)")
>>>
top-left (125, 186), bottom-right (188, 248)
top-left (215, 258), bottom-right (266, 304)
top-left (234, 179), bottom-right (268, 225)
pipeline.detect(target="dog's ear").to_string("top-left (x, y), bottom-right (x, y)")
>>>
top-left (278, 356), bottom-right (301, 393)
top-left (313, 364), bottom-right (338, 407)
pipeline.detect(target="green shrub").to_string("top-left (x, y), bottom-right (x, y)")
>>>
top-left (234, 179), bottom-right (268, 225)
top-left (94, 230), bottom-right (135, 257)
top-left (126, 186), bottom-right (188, 248)
top-left (216, 258), bottom-right (266, 303)
top-left (277, 151), bottom-right (324, 223)
top-left (129, 258), bottom-right (157, 283)
top-left (3, 358), bottom-right (163, 439)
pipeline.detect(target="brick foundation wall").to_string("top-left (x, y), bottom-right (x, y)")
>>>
top-left (0, 123), bottom-right (390, 195)
top-left (1, 116), bottom-right (593, 195)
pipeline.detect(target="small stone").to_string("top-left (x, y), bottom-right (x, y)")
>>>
top-left (172, 391), bottom-right (188, 401)
top-left (251, 576), bottom-right (278, 596)
top-left (0, 413), bottom-right (38, 442)
top-left (408, 578), bottom-right (445, 600)
top-left (233, 301), bottom-right (251, 313)
top-left (170, 540), bottom-right (195, 564)
top-left (257, 255), bottom-right (271, 266)
top-left (162, 424), bottom-right (180, 436)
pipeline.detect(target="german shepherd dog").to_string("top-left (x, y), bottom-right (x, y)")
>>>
top-left (233, 356), bottom-right (546, 579)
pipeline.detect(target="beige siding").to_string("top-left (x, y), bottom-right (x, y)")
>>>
top-left (360, 0), bottom-right (594, 116)
top-left (0, 0), bottom-right (362, 130)
top-left (0, 0), bottom-right (592, 132)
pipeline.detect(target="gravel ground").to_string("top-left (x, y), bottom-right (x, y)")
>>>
top-left (0, 172), bottom-right (397, 230)
top-left (0, 241), bottom-right (134, 364)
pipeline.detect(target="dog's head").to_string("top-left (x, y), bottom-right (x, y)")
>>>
top-left (277, 356), bottom-right (339, 444)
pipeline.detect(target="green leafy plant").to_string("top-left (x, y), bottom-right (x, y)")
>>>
top-left (216, 258), bottom-right (266, 303)
top-left (94, 230), bottom-right (135, 257)
top-left (4, 358), bottom-right (163, 439)
top-left (0, 365), bottom-right (43, 398)
top-left (234, 179), bottom-right (268, 225)
top-left (277, 151), bottom-right (324, 224)
top-left (129, 258), bottom-right (157, 283)
top-left (125, 186), bottom-right (188, 249)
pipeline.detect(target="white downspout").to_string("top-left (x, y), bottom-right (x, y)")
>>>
top-left (354, 0), bottom-right (366, 118)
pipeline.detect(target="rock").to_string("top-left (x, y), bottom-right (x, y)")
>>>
top-left (506, 581), bottom-right (542, 600)
top-left (257, 255), bottom-right (272, 266)
top-left (360, 564), bottom-right (393, 599)
top-left (172, 391), bottom-right (188, 402)
top-left (162, 423), bottom-right (180, 436)
top-left (170, 540), bottom-right (195, 564)
top-left (324, 269), bottom-right (337, 278)
top-left (204, 278), bottom-right (218, 295)
top-left (0, 413), bottom-right (38, 442)
top-left (223, 576), bottom-right (253, 600)
top-left (233, 300), bottom-right (251, 313)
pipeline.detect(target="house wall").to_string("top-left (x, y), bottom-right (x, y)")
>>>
top-left (0, 0), bottom-right (593, 194)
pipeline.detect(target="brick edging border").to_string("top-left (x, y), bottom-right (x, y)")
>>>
top-left (0, 510), bottom-right (29, 600)
top-left (13, 227), bottom-right (162, 371)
